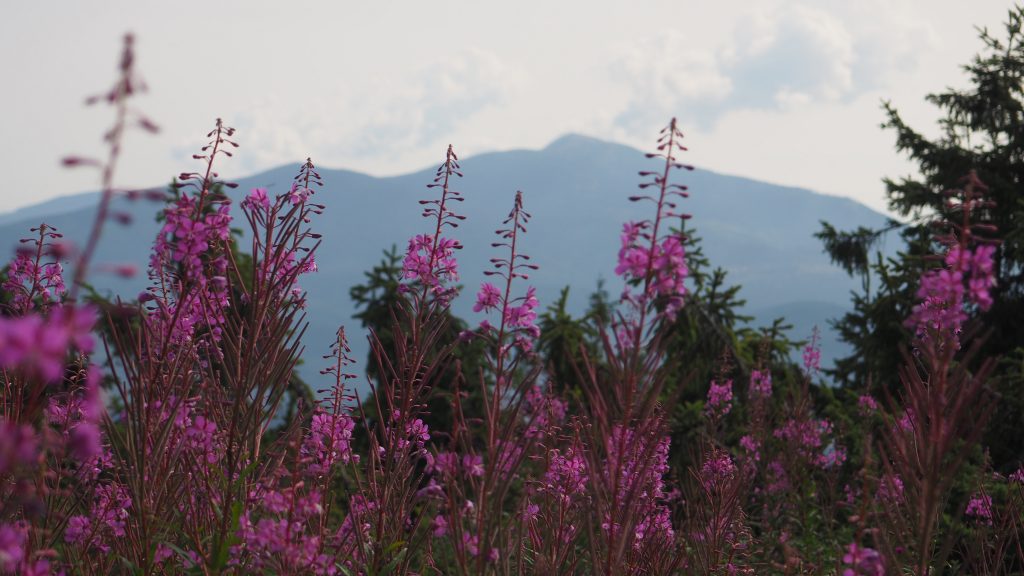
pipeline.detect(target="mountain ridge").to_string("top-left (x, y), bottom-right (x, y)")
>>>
top-left (0, 134), bottom-right (889, 386)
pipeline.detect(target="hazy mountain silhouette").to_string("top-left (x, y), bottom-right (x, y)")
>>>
top-left (0, 134), bottom-right (892, 387)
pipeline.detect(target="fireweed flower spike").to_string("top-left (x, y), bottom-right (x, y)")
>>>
top-left (906, 171), bottom-right (998, 354)
top-left (144, 118), bottom-right (241, 353)
top-left (476, 191), bottom-right (541, 357)
top-left (875, 171), bottom-right (1000, 573)
top-left (616, 117), bottom-right (692, 346)
top-left (402, 144), bottom-right (465, 307)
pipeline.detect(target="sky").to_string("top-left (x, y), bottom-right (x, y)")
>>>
top-left (0, 1), bottom-right (1015, 216)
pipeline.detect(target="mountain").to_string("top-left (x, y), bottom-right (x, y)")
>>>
top-left (0, 134), bottom-right (890, 389)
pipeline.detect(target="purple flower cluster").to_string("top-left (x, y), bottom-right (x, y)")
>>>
top-left (401, 145), bottom-right (465, 304)
top-left (2, 239), bottom-right (65, 314)
top-left (908, 243), bottom-right (996, 345)
top-left (803, 328), bottom-right (821, 374)
top-left (603, 426), bottom-right (674, 548)
top-left (0, 523), bottom-right (23, 570)
top-left (705, 379), bottom-right (734, 420)
top-left (302, 409), bottom-right (357, 477)
top-left (965, 492), bottom-right (993, 525)
top-left (403, 234), bottom-right (461, 291)
top-left (235, 481), bottom-right (335, 574)
top-left (542, 446), bottom-right (589, 505)
top-left (0, 304), bottom-right (96, 382)
top-left (65, 483), bottom-right (132, 553)
top-left (700, 449), bottom-right (738, 490)
top-left (616, 223), bottom-right (687, 320)
top-left (146, 192), bottom-right (233, 347)
top-left (842, 542), bottom-right (885, 576)
top-left (749, 369), bottom-right (772, 398)
top-left (524, 385), bottom-right (567, 436)
top-left (773, 418), bottom-right (845, 469)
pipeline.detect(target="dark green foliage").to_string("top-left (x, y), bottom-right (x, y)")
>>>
top-left (818, 6), bottom-right (1024, 471)
top-left (536, 286), bottom-right (601, 402)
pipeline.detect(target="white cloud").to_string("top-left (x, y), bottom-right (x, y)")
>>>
top-left (610, 0), bottom-right (937, 134)
top-left (200, 48), bottom-right (518, 178)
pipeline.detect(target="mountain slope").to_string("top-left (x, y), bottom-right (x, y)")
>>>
top-left (0, 134), bottom-right (890, 386)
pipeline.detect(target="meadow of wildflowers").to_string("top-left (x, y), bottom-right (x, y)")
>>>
top-left (1, 31), bottom-right (1024, 576)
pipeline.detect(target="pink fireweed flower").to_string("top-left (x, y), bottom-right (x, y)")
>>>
top-left (242, 187), bottom-right (270, 211)
top-left (766, 460), bottom-right (789, 494)
top-left (400, 145), bottom-right (465, 303)
top-left (700, 449), bottom-right (738, 490)
top-left (425, 451), bottom-right (460, 478)
top-left (462, 454), bottom-right (485, 477)
top-left (474, 282), bottom-right (501, 313)
top-left (477, 191), bottom-right (541, 352)
top-left (877, 473), bottom-right (905, 503)
top-left (704, 379), bottom-right (733, 420)
top-left (302, 409), bottom-right (356, 477)
top-left (524, 385), bottom-right (567, 437)
top-left (858, 395), bottom-right (879, 415)
top-left (615, 222), bottom-right (649, 278)
top-left (739, 435), bottom-right (761, 463)
top-left (0, 523), bottom-right (26, 572)
top-left (1010, 466), bottom-right (1024, 484)
top-left (431, 515), bottom-right (448, 537)
top-left (602, 425), bottom-right (675, 548)
top-left (749, 369), bottom-right (772, 398)
top-left (287, 182), bottom-right (312, 205)
top-left (3, 231), bottom-right (67, 314)
top-left (505, 286), bottom-right (539, 330)
top-left (907, 225), bottom-right (997, 347)
top-left (774, 418), bottom-right (843, 469)
top-left (614, 119), bottom-right (693, 325)
top-left (965, 492), bottom-right (993, 525)
top-left (0, 304), bottom-right (96, 381)
top-left (842, 542), bottom-right (884, 576)
top-left (803, 328), bottom-right (821, 374)
top-left (542, 446), bottom-right (589, 504)
top-left (387, 410), bottom-right (431, 457)
top-left (66, 483), bottom-right (133, 553)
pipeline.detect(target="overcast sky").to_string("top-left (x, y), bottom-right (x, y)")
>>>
top-left (0, 1), bottom-right (1014, 216)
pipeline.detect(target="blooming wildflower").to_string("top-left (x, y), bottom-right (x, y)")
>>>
top-left (877, 474), bottom-right (904, 503)
top-left (431, 515), bottom-right (448, 537)
top-left (505, 286), bottom-right (539, 330)
top-left (739, 435), bottom-right (760, 463)
top-left (858, 395), bottom-right (879, 415)
top-left (965, 493), bottom-right (993, 525)
top-left (616, 223), bottom-right (688, 320)
top-left (749, 369), bottom-right (772, 398)
top-left (542, 447), bottom-right (589, 504)
top-left (803, 328), bottom-right (821, 374)
top-left (773, 418), bottom-right (840, 469)
top-left (1010, 466), bottom-right (1024, 484)
top-left (287, 182), bottom-right (311, 205)
top-left (700, 450), bottom-right (737, 490)
top-left (705, 379), bottom-right (733, 420)
top-left (462, 454), bottom-right (484, 477)
top-left (302, 409), bottom-right (356, 477)
top-left (908, 241), bottom-right (996, 346)
top-left (842, 542), bottom-right (884, 576)
top-left (0, 523), bottom-right (26, 572)
top-left (242, 187), bottom-right (270, 211)
top-left (0, 304), bottom-right (96, 381)
top-left (426, 451), bottom-right (460, 478)
top-left (766, 460), bottom-right (789, 494)
top-left (473, 282), bottom-right (501, 313)
top-left (524, 385), bottom-right (567, 436)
